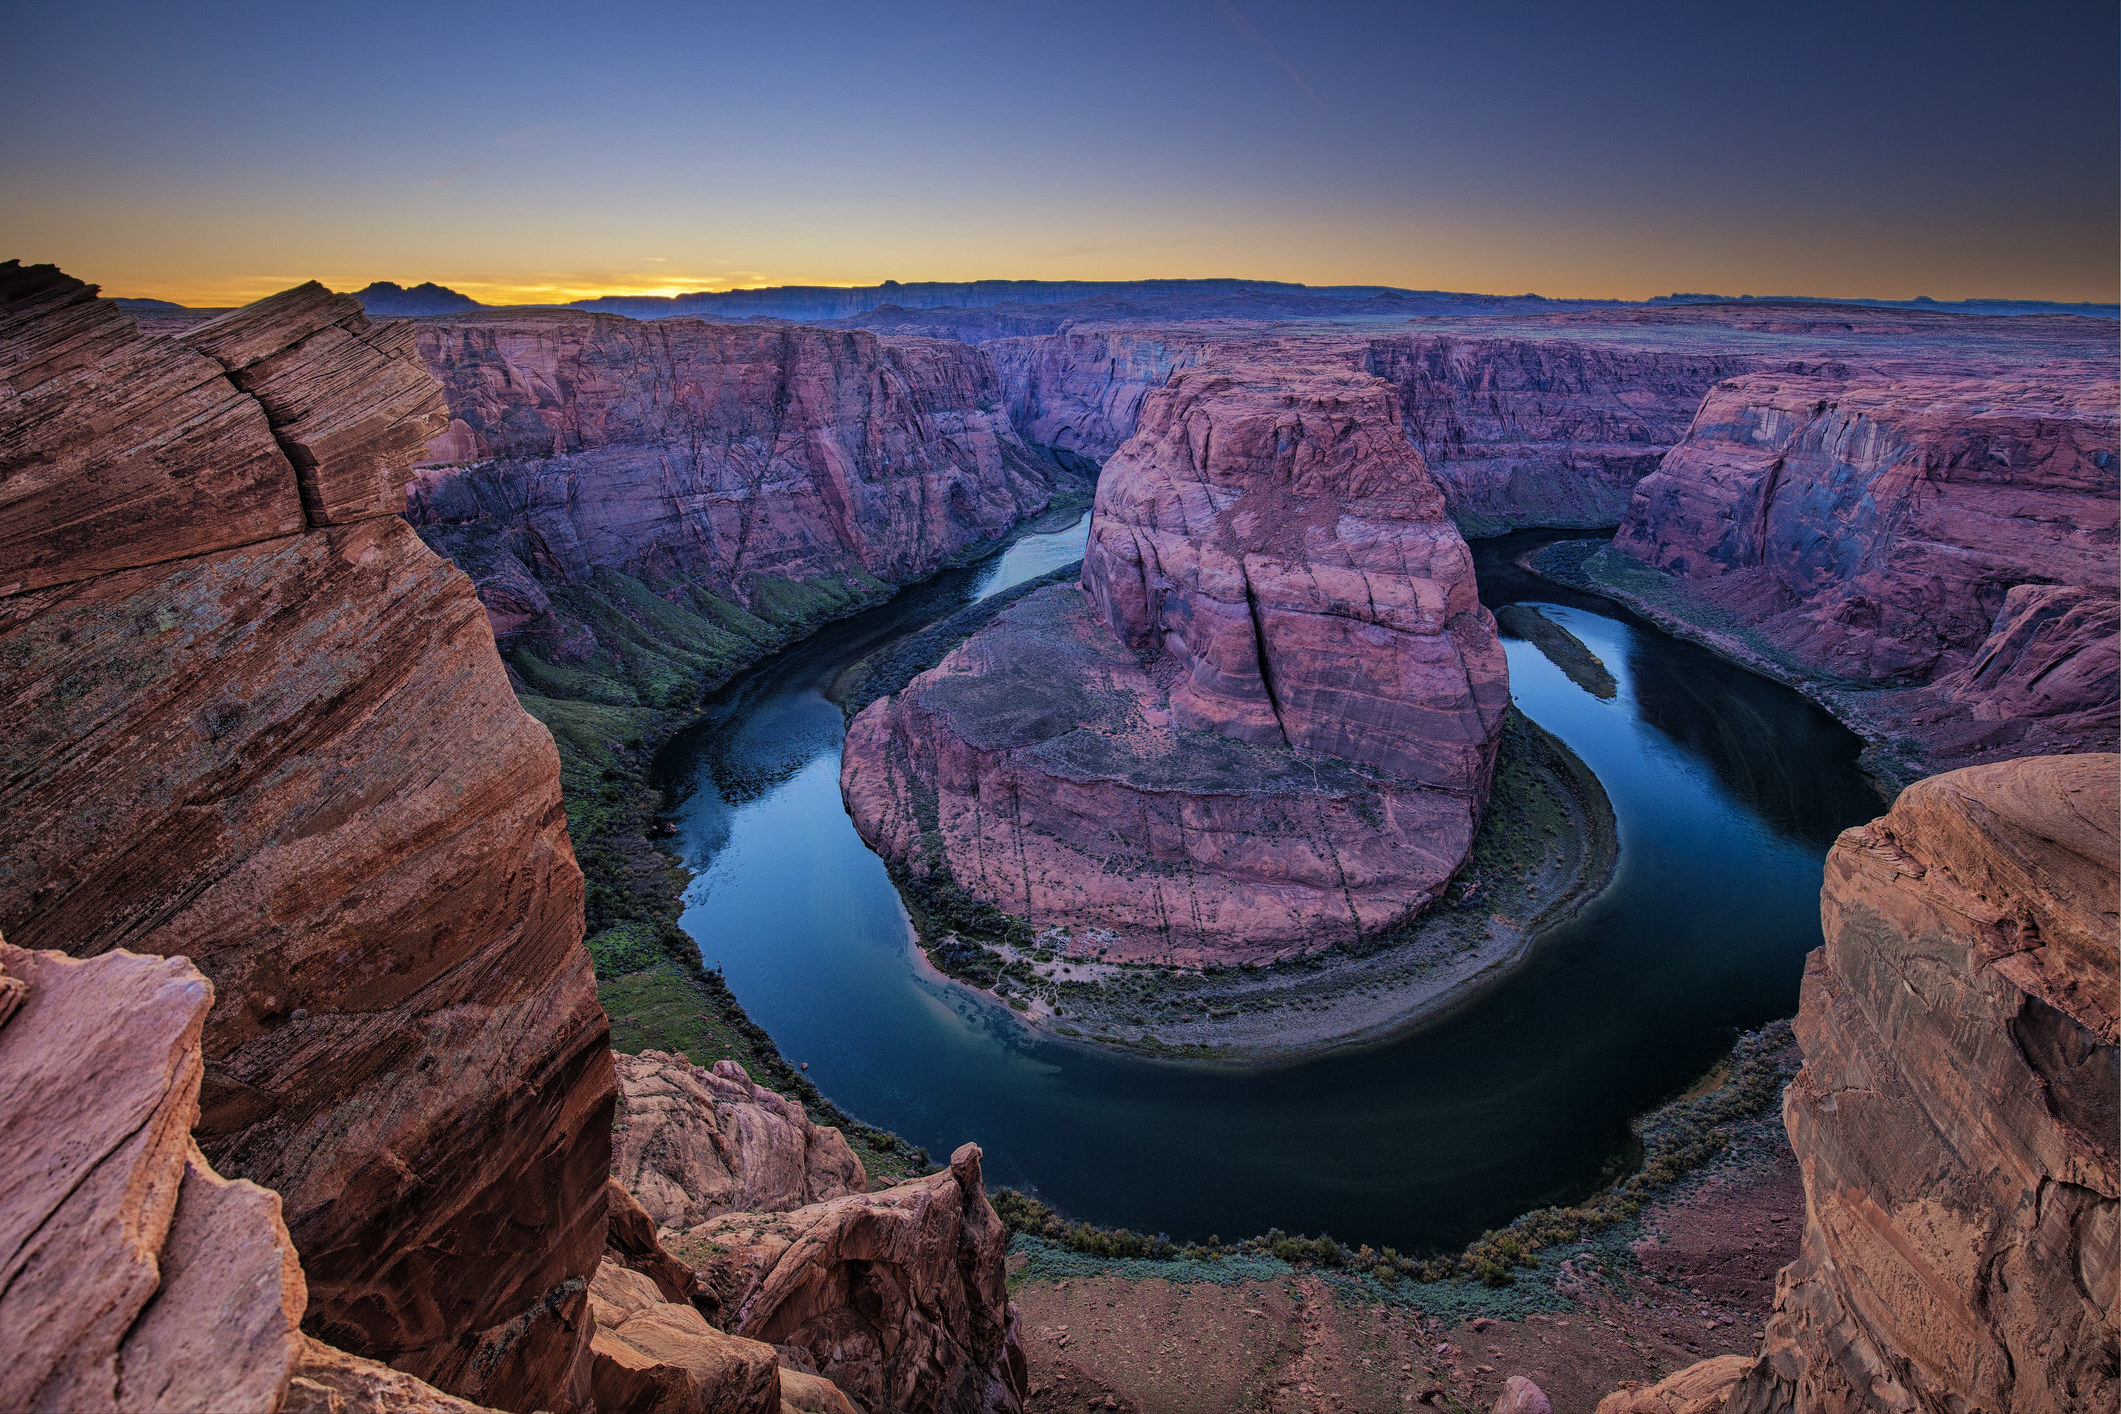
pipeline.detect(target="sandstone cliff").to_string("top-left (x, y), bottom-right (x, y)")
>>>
top-left (842, 355), bottom-right (1507, 961)
top-left (1362, 334), bottom-right (1759, 534)
top-left (1610, 754), bottom-right (2119, 1413)
top-left (1605, 365), bottom-right (2118, 769)
top-left (404, 312), bottom-right (1081, 698)
top-left (980, 330), bottom-right (1214, 462)
top-left (0, 265), bottom-right (613, 1412)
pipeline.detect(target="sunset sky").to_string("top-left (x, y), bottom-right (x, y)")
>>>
top-left (4, 0), bottom-right (2115, 307)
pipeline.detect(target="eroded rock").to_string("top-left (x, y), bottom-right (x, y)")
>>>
top-left (843, 355), bottom-right (1506, 960)
top-left (615, 1052), bottom-right (868, 1230)
top-left (1720, 754), bottom-right (2119, 1413)
top-left (588, 1260), bottom-right (783, 1414)
top-left (676, 1143), bottom-right (1025, 1414)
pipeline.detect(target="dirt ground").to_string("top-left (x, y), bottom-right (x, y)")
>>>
top-left (1013, 1124), bottom-right (1803, 1414)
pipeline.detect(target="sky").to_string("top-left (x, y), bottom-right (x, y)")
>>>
top-left (3, 1), bottom-right (2115, 306)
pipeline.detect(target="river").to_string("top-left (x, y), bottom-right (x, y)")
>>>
top-left (653, 517), bottom-right (1881, 1254)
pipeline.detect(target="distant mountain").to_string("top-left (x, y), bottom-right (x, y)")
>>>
top-left (113, 297), bottom-right (189, 310)
top-left (355, 281), bottom-right (481, 317)
top-left (1651, 292), bottom-right (2119, 319)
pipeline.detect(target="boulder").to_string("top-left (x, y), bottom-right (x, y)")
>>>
top-left (1491, 1374), bottom-right (1555, 1414)
top-left (588, 1260), bottom-right (783, 1414)
top-left (615, 1052), bottom-right (867, 1230)
top-left (676, 1143), bottom-right (1025, 1414)
top-left (0, 941), bottom-right (304, 1414)
top-left (281, 1338), bottom-right (509, 1414)
top-left (1594, 1356), bottom-right (1750, 1414)
top-left (1722, 754), bottom-right (2118, 1413)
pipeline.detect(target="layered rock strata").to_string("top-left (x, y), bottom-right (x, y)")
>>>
top-left (405, 312), bottom-right (1078, 671)
top-left (981, 330), bottom-right (1213, 462)
top-left (1632, 754), bottom-right (2118, 1413)
top-left (677, 1143), bottom-right (1026, 1414)
top-left (1608, 366), bottom-right (2119, 767)
top-left (843, 358), bottom-right (1507, 960)
top-left (615, 1052), bottom-right (867, 1230)
top-left (0, 266), bottom-right (613, 1412)
top-left (1362, 335), bottom-right (1759, 533)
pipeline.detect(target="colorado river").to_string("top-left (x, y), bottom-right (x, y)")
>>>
top-left (654, 518), bottom-right (1880, 1254)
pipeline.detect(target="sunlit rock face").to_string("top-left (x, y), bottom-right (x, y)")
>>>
top-left (0, 264), bottom-right (613, 1414)
top-left (842, 354), bottom-right (1507, 962)
top-left (1611, 363), bottom-right (2119, 765)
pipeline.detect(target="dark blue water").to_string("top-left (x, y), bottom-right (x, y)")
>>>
top-left (655, 523), bottom-right (1880, 1254)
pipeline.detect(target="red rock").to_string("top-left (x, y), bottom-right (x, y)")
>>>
top-left (1363, 335), bottom-right (1758, 533)
top-left (1491, 1374), bottom-right (1554, 1414)
top-left (1593, 1356), bottom-right (1749, 1414)
top-left (0, 262), bottom-right (304, 595)
top-left (843, 354), bottom-right (1506, 960)
top-left (0, 941), bottom-right (306, 1414)
top-left (1719, 755), bottom-right (2119, 1413)
top-left (182, 281), bottom-right (449, 526)
top-left (0, 272), bottom-right (614, 1412)
top-left (982, 330), bottom-right (1214, 461)
top-left (404, 312), bottom-right (1077, 653)
top-left (1610, 365), bottom-right (2118, 766)
top-left (678, 1143), bottom-right (1026, 1414)
top-left (281, 1338), bottom-right (510, 1414)
top-left (615, 1053), bottom-right (867, 1230)
top-left (588, 1261), bottom-right (783, 1414)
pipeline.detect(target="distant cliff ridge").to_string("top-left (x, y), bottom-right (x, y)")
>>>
top-left (355, 280), bottom-right (481, 316)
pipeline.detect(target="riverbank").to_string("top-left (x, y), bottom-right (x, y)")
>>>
top-left (866, 706), bottom-right (1617, 1062)
top-left (1004, 1022), bottom-right (1805, 1414)
top-left (1527, 539), bottom-right (1931, 791)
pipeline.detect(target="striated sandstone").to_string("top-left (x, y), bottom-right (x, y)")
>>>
top-left (1363, 334), bottom-right (1758, 532)
top-left (0, 941), bottom-right (305, 1414)
top-left (588, 1261), bottom-right (783, 1414)
top-left (981, 330), bottom-right (1213, 462)
top-left (615, 1052), bottom-right (868, 1230)
top-left (281, 1338), bottom-right (510, 1414)
top-left (844, 356), bottom-right (1505, 959)
top-left (1595, 1356), bottom-right (1752, 1414)
top-left (1712, 754), bottom-right (2119, 1413)
top-left (1611, 365), bottom-right (2118, 764)
top-left (182, 281), bottom-right (449, 526)
top-left (0, 272), bottom-right (613, 1412)
top-left (405, 312), bottom-right (1077, 659)
top-left (678, 1143), bottom-right (1025, 1414)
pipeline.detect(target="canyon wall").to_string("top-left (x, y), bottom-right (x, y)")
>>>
top-left (0, 265), bottom-right (613, 1412)
top-left (1363, 334), bottom-right (1759, 533)
top-left (1608, 364), bottom-right (2119, 767)
top-left (404, 312), bottom-right (1079, 691)
top-left (1628, 754), bottom-right (2118, 1414)
top-left (981, 330), bottom-right (1213, 462)
top-left (842, 354), bottom-right (1508, 961)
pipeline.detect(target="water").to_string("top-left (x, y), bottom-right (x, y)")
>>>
top-left (654, 520), bottom-right (1881, 1253)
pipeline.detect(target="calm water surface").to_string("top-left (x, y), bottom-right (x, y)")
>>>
top-left (655, 521), bottom-right (1880, 1253)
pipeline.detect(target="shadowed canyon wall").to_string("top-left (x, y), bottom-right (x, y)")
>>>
top-left (0, 265), bottom-right (613, 1412)
top-left (842, 351), bottom-right (1507, 961)
top-left (1607, 363), bottom-right (2119, 769)
top-left (403, 311), bottom-right (1085, 707)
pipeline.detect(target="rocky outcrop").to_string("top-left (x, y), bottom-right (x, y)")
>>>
top-left (843, 356), bottom-right (1507, 960)
top-left (1661, 754), bottom-right (2118, 1414)
top-left (1363, 334), bottom-right (1758, 533)
top-left (615, 1052), bottom-right (867, 1231)
top-left (587, 1262), bottom-right (782, 1414)
top-left (1596, 1357), bottom-right (1752, 1414)
top-left (281, 1339), bottom-right (510, 1414)
top-left (981, 330), bottom-right (1212, 461)
top-left (1608, 365), bottom-right (2119, 766)
top-left (675, 1143), bottom-right (1025, 1414)
top-left (0, 267), bottom-right (613, 1412)
top-left (404, 312), bottom-right (1079, 673)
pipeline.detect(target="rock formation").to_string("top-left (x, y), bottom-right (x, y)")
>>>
top-left (587, 1262), bottom-right (782, 1414)
top-left (404, 312), bottom-right (1080, 678)
top-left (0, 265), bottom-right (613, 1412)
top-left (1362, 335), bottom-right (1759, 533)
top-left (676, 1143), bottom-right (1026, 1414)
top-left (1608, 364), bottom-right (2119, 767)
top-left (981, 330), bottom-right (1212, 462)
top-left (615, 1052), bottom-right (867, 1230)
top-left (843, 356), bottom-right (1507, 960)
top-left (1623, 754), bottom-right (2118, 1413)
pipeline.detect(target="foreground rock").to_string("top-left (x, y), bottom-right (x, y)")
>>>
top-left (674, 1143), bottom-right (1026, 1414)
top-left (0, 267), bottom-right (612, 1411)
top-left (1607, 364), bottom-right (2118, 771)
top-left (1636, 754), bottom-right (2118, 1413)
top-left (844, 356), bottom-right (1506, 960)
top-left (615, 1052), bottom-right (867, 1230)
